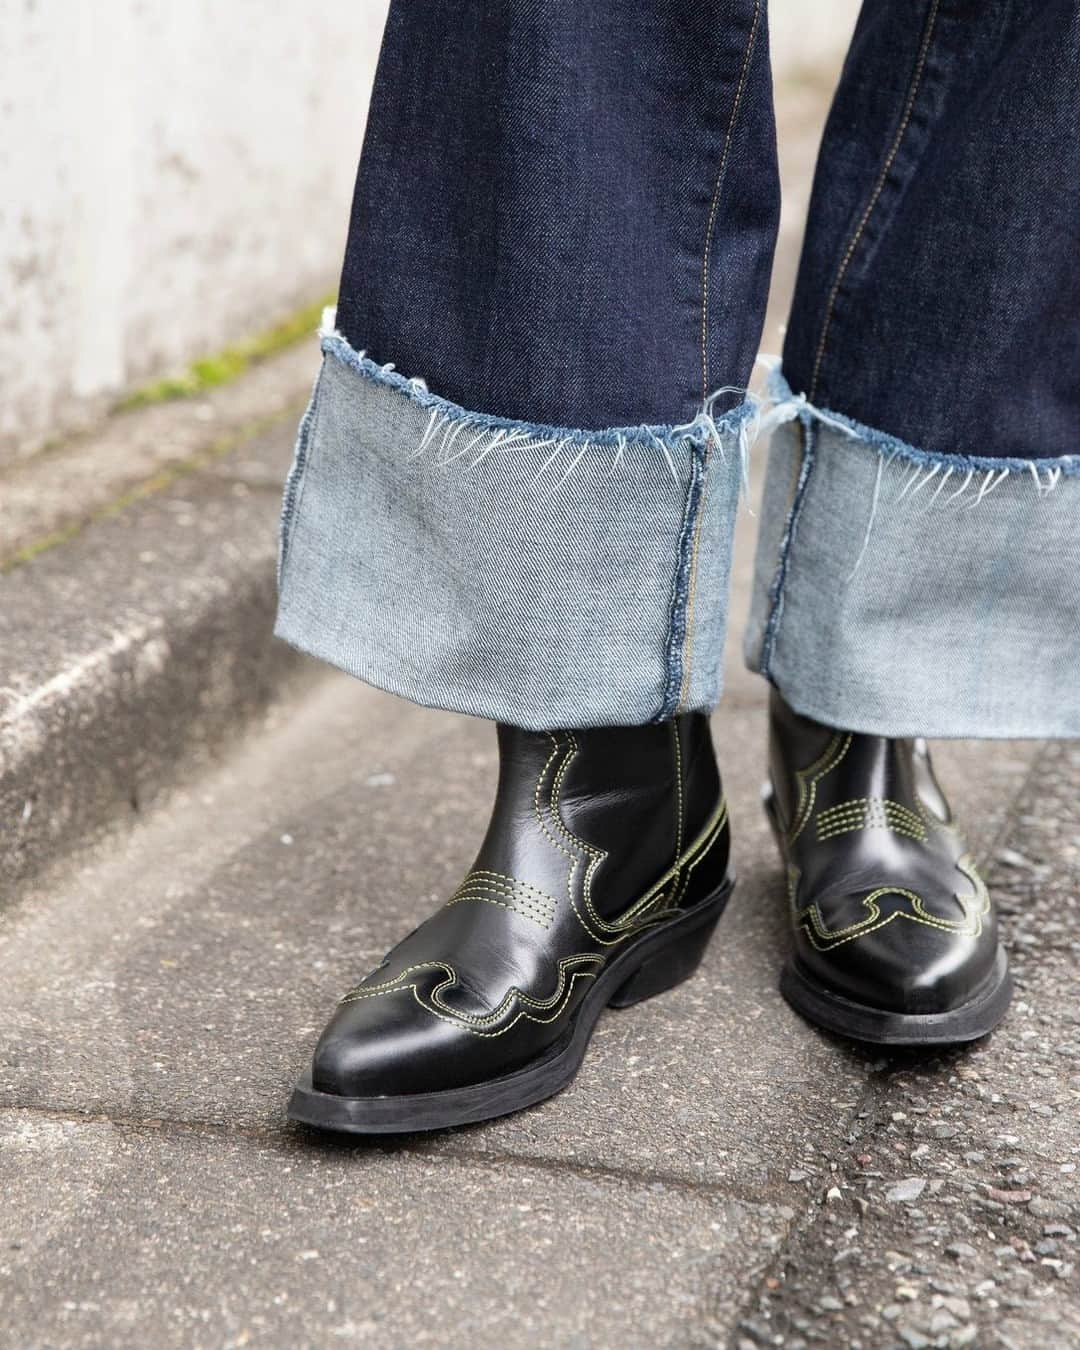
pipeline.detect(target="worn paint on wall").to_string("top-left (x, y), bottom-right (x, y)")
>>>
top-left (0, 1), bottom-right (389, 462)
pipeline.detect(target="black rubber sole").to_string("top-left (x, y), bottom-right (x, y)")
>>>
top-left (287, 872), bottom-right (735, 1135)
top-left (780, 948), bottom-right (1012, 1046)
top-left (763, 786), bottom-right (1012, 1046)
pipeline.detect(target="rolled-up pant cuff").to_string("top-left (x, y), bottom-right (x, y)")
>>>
top-left (744, 375), bottom-right (1080, 739)
top-left (275, 318), bottom-right (752, 730)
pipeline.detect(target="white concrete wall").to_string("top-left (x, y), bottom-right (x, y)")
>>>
top-left (770, 0), bottom-right (861, 79)
top-left (0, 0), bottom-right (858, 465)
top-left (0, 0), bottom-right (390, 463)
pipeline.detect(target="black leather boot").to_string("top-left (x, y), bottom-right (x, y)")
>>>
top-left (765, 691), bottom-right (1011, 1045)
top-left (288, 714), bottom-right (734, 1133)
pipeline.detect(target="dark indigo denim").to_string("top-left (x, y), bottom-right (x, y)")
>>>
top-left (340, 0), bottom-right (1079, 458)
top-left (278, 0), bottom-right (1080, 736)
top-left (784, 0), bottom-right (1080, 460)
top-left (336, 0), bottom-right (779, 428)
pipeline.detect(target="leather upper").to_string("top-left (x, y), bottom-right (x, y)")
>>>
top-left (768, 690), bottom-right (999, 1016)
top-left (311, 714), bottom-right (730, 1098)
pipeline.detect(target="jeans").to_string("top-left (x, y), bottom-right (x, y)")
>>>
top-left (276, 0), bottom-right (1080, 736)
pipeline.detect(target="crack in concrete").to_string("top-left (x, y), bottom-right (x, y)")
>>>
top-left (0, 1100), bottom-right (791, 1208)
top-left (0, 404), bottom-right (302, 574)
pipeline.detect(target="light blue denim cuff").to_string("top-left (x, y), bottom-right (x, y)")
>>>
top-left (276, 322), bottom-right (753, 729)
top-left (745, 375), bottom-right (1080, 738)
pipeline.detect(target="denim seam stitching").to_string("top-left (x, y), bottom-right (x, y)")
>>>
top-left (676, 443), bottom-right (714, 712)
top-left (759, 416), bottom-right (817, 681)
top-left (700, 0), bottom-right (763, 399)
top-left (277, 362), bottom-right (325, 589)
top-left (657, 438), bottom-right (710, 721)
top-left (808, 0), bottom-right (942, 401)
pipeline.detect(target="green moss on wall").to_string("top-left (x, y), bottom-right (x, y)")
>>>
top-left (117, 294), bottom-right (333, 411)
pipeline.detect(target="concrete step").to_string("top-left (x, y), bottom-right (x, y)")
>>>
top-left (0, 347), bottom-right (318, 896)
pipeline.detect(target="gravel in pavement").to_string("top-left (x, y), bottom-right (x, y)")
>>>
top-left (734, 744), bottom-right (1080, 1349)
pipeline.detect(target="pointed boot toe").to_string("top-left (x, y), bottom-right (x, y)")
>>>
top-left (309, 994), bottom-right (464, 1099)
top-left (289, 714), bottom-right (736, 1133)
top-left (766, 690), bottom-right (1011, 1046)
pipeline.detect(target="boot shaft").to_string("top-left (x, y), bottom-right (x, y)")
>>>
top-left (485, 714), bottom-right (722, 923)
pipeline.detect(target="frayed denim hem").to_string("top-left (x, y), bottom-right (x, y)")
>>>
top-left (762, 367), bottom-right (1080, 489)
top-left (275, 318), bottom-right (752, 730)
top-left (320, 311), bottom-right (757, 461)
top-left (745, 374), bottom-right (1080, 739)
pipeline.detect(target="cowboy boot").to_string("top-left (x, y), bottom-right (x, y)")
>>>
top-left (289, 714), bottom-right (734, 1133)
top-left (766, 689), bottom-right (1010, 1045)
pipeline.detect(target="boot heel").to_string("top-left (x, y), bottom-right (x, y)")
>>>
top-left (608, 909), bottom-right (721, 1009)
